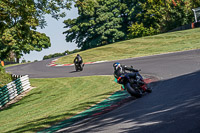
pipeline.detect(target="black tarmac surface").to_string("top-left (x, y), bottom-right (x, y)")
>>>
top-left (6, 49), bottom-right (200, 133)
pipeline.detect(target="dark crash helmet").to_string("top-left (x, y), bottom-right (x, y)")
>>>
top-left (113, 62), bottom-right (121, 70)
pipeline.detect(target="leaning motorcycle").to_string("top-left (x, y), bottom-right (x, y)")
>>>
top-left (114, 70), bottom-right (152, 98)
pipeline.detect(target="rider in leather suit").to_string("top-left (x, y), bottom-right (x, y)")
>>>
top-left (113, 62), bottom-right (139, 80)
top-left (113, 62), bottom-right (152, 92)
top-left (74, 54), bottom-right (83, 65)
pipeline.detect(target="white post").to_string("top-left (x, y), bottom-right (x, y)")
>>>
top-left (192, 7), bottom-right (200, 22)
top-left (192, 9), bottom-right (197, 22)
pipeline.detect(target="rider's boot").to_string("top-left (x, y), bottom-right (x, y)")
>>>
top-left (137, 80), bottom-right (145, 86)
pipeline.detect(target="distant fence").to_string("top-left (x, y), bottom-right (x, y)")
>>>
top-left (0, 75), bottom-right (31, 108)
top-left (193, 21), bottom-right (200, 28)
top-left (4, 61), bottom-right (17, 65)
top-left (169, 22), bottom-right (200, 32)
top-left (169, 23), bottom-right (192, 32)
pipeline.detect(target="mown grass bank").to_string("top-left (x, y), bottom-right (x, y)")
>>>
top-left (0, 76), bottom-right (120, 133)
top-left (56, 28), bottom-right (200, 64)
top-left (4, 63), bottom-right (20, 68)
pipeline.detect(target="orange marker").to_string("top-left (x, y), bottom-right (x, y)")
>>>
top-left (1, 61), bottom-right (4, 66)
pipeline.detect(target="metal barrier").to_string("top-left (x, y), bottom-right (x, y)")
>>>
top-left (0, 75), bottom-right (31, 108)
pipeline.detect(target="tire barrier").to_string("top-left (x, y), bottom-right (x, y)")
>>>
top-left (11, 74), bottom-right (23, 81)
top-left (0, 75), bottom-right (31, 108)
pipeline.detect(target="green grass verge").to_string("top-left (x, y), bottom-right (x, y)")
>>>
top-left (0, 76), bottom-right (120, 133)
top-left (4, 62), bottom-right (31, 68)
top-left (56, 28), bottom-right (200, 64)
top-left (4, 64), bottom-right (20, 68)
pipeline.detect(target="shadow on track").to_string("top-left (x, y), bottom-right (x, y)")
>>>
top-left (69, 70), bottom-right (85, 73)
top-left (57, 70), bottom-right (200, 133)
top-left (5, 70), bottom-right (200, 133)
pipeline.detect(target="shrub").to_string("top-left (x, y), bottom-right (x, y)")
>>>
top-left (0, 65), bottom-right (12, 88)
top-left (127, 22), bottom-right (158, 39)
top-left (43, 49), bottom-right (81, 60)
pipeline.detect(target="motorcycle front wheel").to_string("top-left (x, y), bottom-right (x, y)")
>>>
top-left (80, 65), bottom-right (83, 71)
top-left (125, 83), bottom-right (142, 98)
top-left (75, 64), bottom-right (78, 71)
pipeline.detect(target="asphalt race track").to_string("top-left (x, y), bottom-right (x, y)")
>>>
top-left (6, 49), bottom-right (200, 133)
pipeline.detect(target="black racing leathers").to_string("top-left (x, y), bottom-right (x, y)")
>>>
top-left (114, 65), bottom-right (138, 79)
top-left (74, 55), bottom-right (83, 64)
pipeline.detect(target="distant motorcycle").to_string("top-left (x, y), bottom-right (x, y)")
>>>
top-left (74, 62), bottom-right (84, 71)
top-left (114, 68), bottom-right (152, 98)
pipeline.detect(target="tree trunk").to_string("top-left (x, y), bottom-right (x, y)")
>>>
top-left (16, 58), bottom-right (20, 63)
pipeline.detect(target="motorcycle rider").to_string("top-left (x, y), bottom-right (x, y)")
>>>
top-left (113, 62), bottom-right (152, 92)
top-left (74, 54), bottom-right (83, 64)
top-left (74, 54), bottom-right (84, 69)
top-left (113, 62), bottom-right (139, 80)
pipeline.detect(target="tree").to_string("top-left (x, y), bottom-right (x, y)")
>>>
top-left (127, 22), bottom-right (158, 39)
top-left (21, 58), bottom-right (26, 63)
top-left (160, 0), bottom-right (193, 31)
top-left (63, 0), bottom-right (200, 50)
top-left (63, 0), bottom-right (137, 50)
top-left (0, 0), bottom-right (73, 62)
top-left (138, 0), bottom-right (199, 32)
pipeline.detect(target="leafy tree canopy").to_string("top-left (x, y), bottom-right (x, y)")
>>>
top-left (64, 0), bottom-right (134, 50)
top-left (0, 0), bottom-right (73, 62)
top-left (64, 0), bottom-right (200, 50)
top-left (140, 0), bottom-right (196, 32)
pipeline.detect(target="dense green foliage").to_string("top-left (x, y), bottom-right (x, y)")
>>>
top-left (138, 0), bottom-right (197, 32)
top-left (43, 49), bottom-right (81, 60)
top-left (0, 65), bottom-right (12, 88)
top-left (127, 22), bottom-right (158, 39)
top-left (63, 0), bottom-right (132, 49)
top-left (0, 0), bottom-right (73, 62)
top-left (43, 52), bottom-right (66, 60)
top-left (63, 0), bottom-right (200, 50)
